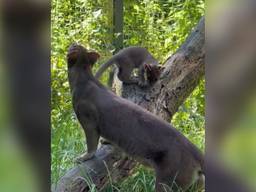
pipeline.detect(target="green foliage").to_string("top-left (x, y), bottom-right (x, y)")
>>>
top-left (51, 0), bottom-right (205, 190)
top-left (117, 166), bottom-right (155, 192)
top-left (124, 0), bottom-right (204, 61)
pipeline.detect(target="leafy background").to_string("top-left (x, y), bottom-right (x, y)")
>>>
top-left (51, 0), bottom-right (205, 191)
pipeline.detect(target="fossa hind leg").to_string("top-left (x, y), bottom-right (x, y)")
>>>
top-left (155, 170), bottom-right (182, 192)
top-left (138, 64), bottom-right (148, 87)
top-left (117, 64), bottom-right (138, 84)
top-left (154, 159), bottom-right (195, 192)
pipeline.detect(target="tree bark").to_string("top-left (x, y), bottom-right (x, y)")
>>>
top-left (53, 16), bottom-right (205, 192)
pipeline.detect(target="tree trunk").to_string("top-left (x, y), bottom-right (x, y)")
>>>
top-left (53, 16), bottom-right (205, 192)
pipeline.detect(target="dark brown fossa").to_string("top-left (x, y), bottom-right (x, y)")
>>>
top-left (67, 43), bottom-right (204, 192)
top-left (95, 46), bottom-right (161, 87)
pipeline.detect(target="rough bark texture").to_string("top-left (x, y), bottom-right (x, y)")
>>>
top-left (54, 17), bottom-right (205, 192)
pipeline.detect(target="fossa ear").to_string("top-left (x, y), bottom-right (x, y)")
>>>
top-left (87, 52), bottom-right (100, 65)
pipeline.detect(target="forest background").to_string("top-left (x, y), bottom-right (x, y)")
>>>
top-left (51, 0), bottom-right (205, 190)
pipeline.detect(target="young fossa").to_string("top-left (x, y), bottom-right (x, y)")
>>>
top-left (67, 43), bottom-right (204, 192)
top-left (95, 46), bottom-right (161, 87)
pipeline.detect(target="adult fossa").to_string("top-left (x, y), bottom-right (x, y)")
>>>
top-left (67, 43), bottom-right (204, 191)
top-left (95, 46), bottom-right (161, 87)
